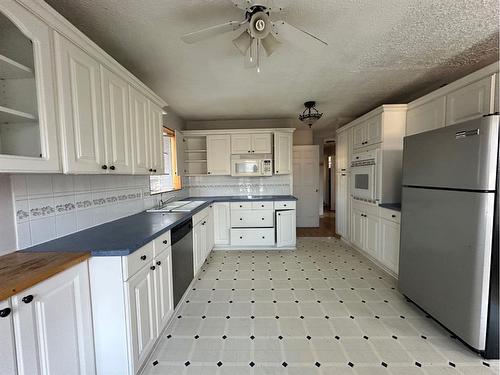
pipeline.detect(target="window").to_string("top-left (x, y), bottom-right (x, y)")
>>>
top-left (149, 128), bottom-right (182, 194)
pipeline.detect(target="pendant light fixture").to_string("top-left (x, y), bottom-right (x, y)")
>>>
top-left (299, 101), bottom-right (323, 128)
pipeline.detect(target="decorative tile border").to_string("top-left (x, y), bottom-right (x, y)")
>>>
top-left (16, 209), bottom-right (29, 221)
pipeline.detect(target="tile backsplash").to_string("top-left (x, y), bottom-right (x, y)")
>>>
top-left (185, 175), bottom-right (292, 197)
top-left (12, 174), bottom-right (186, 249)
top-left (11, 173), bottom-right (293, 250)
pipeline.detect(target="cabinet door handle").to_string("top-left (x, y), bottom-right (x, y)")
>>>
top-left (392, 215), bottom-right (396, 218)
top-left (22, 295), bottom-right (34, 304)
top-left (101, 165), bottom-right (108, 170)
top-left (153, 169), bottom-right (157, 173)
top-left (262, 236), bottom-right (265, 239)
top-left (110, 166), bottom-right (116, 171)
top-left (156, 261), bottom-right (161, 266)
top-left (150, 266), bottom-right (156, 271)
top-left (163, 240), bottom-right (168, 244)
top-left (140, 255), bottom-right (147, 261)
top-left (240, 218), bottom-right (243, 221)
top-left (248, 150), bottom-right (251, 153)
top-left (0, 307), bottom-right (11, 317)
top-left (278, 213), bottom-right (281, 216)
top-left (240, 236), bottom-right (243, 239)
top-left (149, 168), bottom-right (153, 172)
top-left (261, 218), bottom-right (265, 220)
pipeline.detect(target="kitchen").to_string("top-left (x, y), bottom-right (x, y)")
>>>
top-left (0, 1), bottom-right (499, 375)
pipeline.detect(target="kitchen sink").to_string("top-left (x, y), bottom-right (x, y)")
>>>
top-left (147, 200), bottom-right (207, 213)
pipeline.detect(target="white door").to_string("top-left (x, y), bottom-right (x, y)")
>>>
top-left (213, 203), bottom-right (230, 245)
top-left (54, 33), bottom-right (105, 174)
top-left (406, 97), bottom-right (446, 136)
top-left (0, 1), bottom-right (61, 173)
top-left (380, 219), bottom-right (400, 274)
top-left (351, 208), bottom-right (364, 250)
top-left (293, 146), bottom-right (320, 227)
top-left (364, 213), bottom-right (380, 259)
top-left (274, 132), bottom-right (293, 174)
top-left (126, 264), bottom-right (156, 374)
top-left (207, 134), bottom-right (231, 175)
top-left (252, 133), bottom-right (272, 153)
top-left (12, 262), bottom-right (95, 375)
top-left (231, 134), bottom-right (252, 154)
top-left (154, 248), bottom-right (174, 337)
top-left (149, 102), bottom-right (164, 174)
top-left (445, 75), bottom-right (495, 126)
top-left (100, 66), bottom-right (132, 174)
top-left (0, 299), bottom-right (17, 375)
top-left (129, 86), bottom-right (150, 174)
top-left (276, 210), bottom-right (296, 247)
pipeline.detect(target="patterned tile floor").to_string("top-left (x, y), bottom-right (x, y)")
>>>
top-left (143, 238), bottom-right (499, 375)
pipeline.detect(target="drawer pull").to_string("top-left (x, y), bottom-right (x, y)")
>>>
top-left (22, 295), bottom-right (34, 304)
top-left (0, 308), bottom-right (11, 318)
top-left (392, 215), bottom-right (396, 218)
top-left (240, 218), bottom-right (243, 221)
top-left (163, 240), bottom-right (168, 244)
top-left (101, 165), bottom-right (108, 170)
top-left (239, 205), bottom-right (243, 208)
top-left (110, 166), bottom-right (116, 171)
top-left (140, 255), bottom-right (147, 261)
top-left (240, 236), bottom-right (243, 239)
top-left (261, 205), bottom-right (264, 207)
top-left (284, 204), bottom-right (287, 207)
top-left (156, 261), bottom-right (162, 266)
top-left (262, 236), bottom-right (265, 239)
top-left (150, 266), bottom-right (156, 271)
top-left (261, 218), bottom-right (265, 220)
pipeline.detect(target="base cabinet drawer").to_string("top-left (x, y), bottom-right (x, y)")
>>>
top-left (231, 228), bottom-right (275, 246)
top-left (231, 210), bottom-right (274, 227)
top-left (379, 208), bottom-right (401, 224)
top-left (275, 201), bottom-right (295, 210)
top-left (122, 242), bottom-right (154, 281)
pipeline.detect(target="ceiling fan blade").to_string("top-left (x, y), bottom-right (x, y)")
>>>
top-left (272, 21), bottom-right (328, 46)
top-left (261, 33), bottom-right (281, 56)
top-left (244, 38), bottom-right (258, 68)
top-left (230, 0), bottom-right (255, 11)
top-left (233, 30), bottom-right (253, 55)
top-left (181, 21), bottom-right (244, 44)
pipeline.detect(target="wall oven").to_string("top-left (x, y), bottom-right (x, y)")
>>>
top-left (351, 150), bottom-right (378, 203)
top-left (231, 155), bottom-right (273, 177)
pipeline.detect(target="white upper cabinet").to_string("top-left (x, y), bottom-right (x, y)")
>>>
top-left (231, 134), bottom-right (253, 154)
top-left (0, 1), bottom-right (60, 173)
top-left (129, 86), bottom-right (150, 174)
top-left (445, 75), bottom-right (495, 126)
top-left (353, 115), bottom-right (382, 150)
top-left (407, 97), bottom-right (446, 136)
top-left (274, 131), bottom-right (293, 175)
top-left (12, 262), bottom-right (95, 375)
top-left (149, 102), bottom-right (164, 174)
top-left (101, 67), bottom-right (132, 174)
top-left (0, 299), bottom-right (16, 375)
top-left (252, 133), bottom-right (272, 153)
top-left (207, 134), bottom-right (231, 175)
top-left (231, 133), bottom-right (272, 154)
top-left (55, 33), bottom-right (105, 174)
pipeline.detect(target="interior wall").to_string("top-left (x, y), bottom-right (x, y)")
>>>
top-left (0, 174), bottom-right (16, 256)
top-left (164, 109), bottom-right (185, 131)
top-left (185, 118), bottom-right (297, 130)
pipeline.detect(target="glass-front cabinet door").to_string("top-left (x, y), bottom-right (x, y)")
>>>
top-left (0, 1), bottom-right (60, 172)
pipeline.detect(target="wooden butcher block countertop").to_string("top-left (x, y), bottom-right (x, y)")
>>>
top-left (0, 251), bottom-right (90, 301)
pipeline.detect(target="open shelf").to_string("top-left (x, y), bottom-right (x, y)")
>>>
top-left (0, 54), bottom-right (34, 79)
top-left (184, 149), bottom-right (207, 153)
top-left (0, 105), bottom-right (36, 124)
top-left (185, 159), bottom-right (207, 163)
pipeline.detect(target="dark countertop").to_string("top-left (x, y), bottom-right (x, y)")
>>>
top-left (379, 203), bottom-right (401, 212)
top-left (22, 195), bottom-right (296, 257)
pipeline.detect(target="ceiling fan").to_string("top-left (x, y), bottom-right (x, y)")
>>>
top-left (181, 0), bottom-right (328, 72)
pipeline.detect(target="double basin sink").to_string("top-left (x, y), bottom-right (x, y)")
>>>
top-left (147, 200), bottom-right (207, 213)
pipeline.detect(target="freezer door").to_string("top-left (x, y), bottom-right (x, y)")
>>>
top-left (399, 187), bottom-right (495, 350)
top-left (402, 116), bottom-right (498, 191)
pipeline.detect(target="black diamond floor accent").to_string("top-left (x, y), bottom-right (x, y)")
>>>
top-left (282, 362), bottom-right (288, 367)
top-left (249, 362), bottom-right (255, 367)
top-left (185, 361), bottom-right (190, 366)
top-left (348, 362), bottom-right (354, 367)
top-left (415, 362), bottom-right (422, 367)
top-left (152, 360), bottom-right (158, 366)
top-left (217, 361), bottom-right (223, 367)
top-left (315, 362), bottom-right (321, 367)
top-left (449, 362), bottom-right (456, 367)
top-left (381, 362), bottom-right (388, 367)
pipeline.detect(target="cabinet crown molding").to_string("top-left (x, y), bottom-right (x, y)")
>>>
top-left (182, 128), bottom-right (296, 136)
top-left (336, 105), bottom-right (407, 134)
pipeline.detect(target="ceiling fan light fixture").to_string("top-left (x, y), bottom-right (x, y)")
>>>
top-left (299, 101), bottom-right (323, 128)
top-left (261, 33), bottom-right (281, 56)
top-left (233, 30), bottom-right (253, 55)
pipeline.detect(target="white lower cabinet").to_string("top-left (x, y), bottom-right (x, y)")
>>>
top-left (11, 262), bottom-right (96, 375)
top-left (231, 228), bottom-right (275, 247)
top-left (335, 172), bottom-right (349, 238)
top-left (276, 210), bottom-right (296, 247)
top-left (0, 299), bottom-right (17, 375)
top-left (380, 218), bottom-right (400, 274)
top-left (89, 232), bottom-right (175, 375)
top-left (126, 264), bottom-right (156, 372)
top-left (213, 203), bottom-right (231, 245)
top-left (350, 201), bottom-right (380, 260)
top-left (193, 207), bottom-right (213, 274)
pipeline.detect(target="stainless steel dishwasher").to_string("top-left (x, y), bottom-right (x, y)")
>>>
top-left (171, 219), bottom-right (193, 307)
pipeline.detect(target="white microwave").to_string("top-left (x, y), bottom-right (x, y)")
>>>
top-left (351, 150), bottom-right (378, 202)
top-left (231, 156), bottom-right (273, 177)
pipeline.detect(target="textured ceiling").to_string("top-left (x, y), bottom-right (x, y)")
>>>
top-left (44, 0), bottom-right (499, 130)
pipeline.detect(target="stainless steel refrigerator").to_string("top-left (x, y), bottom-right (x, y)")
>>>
top-left (399, 115), bottom-right (499, 359)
